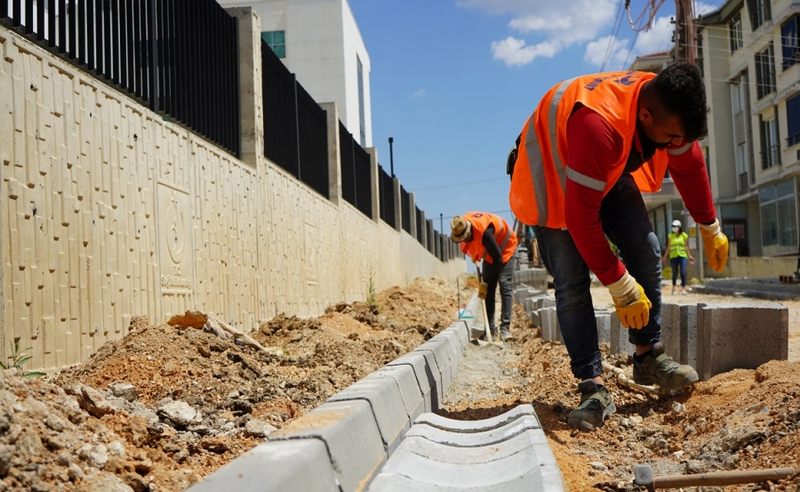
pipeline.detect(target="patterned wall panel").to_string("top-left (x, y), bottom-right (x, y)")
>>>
top-left (0, 26), bottom-right (464, 370)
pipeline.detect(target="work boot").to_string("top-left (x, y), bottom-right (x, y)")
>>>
top-left (567, 380), bottom-right (616, 430)
top-left (499, 327), bottom-right (513, 342)
top-left (633, 342), bottom-right (699, 390)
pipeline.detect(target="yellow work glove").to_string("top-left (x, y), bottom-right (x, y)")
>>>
top-left (700, 219), bottom-right (729, 272)
top-left (607, 272), bottom-right (652, 330)
top-left (478, 282), bottom-right (488, 299)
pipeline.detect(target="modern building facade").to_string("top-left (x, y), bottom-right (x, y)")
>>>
top-left (699, 0), bottom-right (800, 259)
top-left (219, 0), bottom-right (373, 147)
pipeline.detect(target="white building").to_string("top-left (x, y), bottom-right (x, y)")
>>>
top-left (699, 0), bottom-right (800, 258)
top-left (220, 0), bottom-right (373, 147)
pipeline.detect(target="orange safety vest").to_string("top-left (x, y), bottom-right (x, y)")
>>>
top-left (509, 71), bottom-right (670, 228)
top-left (458, 212), bottom-right (518, 264)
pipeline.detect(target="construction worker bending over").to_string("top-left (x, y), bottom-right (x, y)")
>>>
top-left (450, 212), bottom-right (518, 342)
top-left (509, 63), bottom-right (729, 429)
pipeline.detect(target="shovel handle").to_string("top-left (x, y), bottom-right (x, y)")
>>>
top-left (655, 467), bottom-right (795, 489)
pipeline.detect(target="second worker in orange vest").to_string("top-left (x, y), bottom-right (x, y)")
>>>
top-left (508, 63), bottom-right (729, 430)
top-left (450, 212), bottom-right (518, 342)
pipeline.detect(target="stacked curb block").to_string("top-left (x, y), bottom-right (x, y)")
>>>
top-left (515, 268), bottom-right (790, 381)
top-left (367, 404), bottom-right (565, 491)
top-left (189, 294), bottom-right (503, 491)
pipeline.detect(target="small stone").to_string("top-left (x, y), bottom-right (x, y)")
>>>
top-left (22, 397), bottom-right (49, 417)
top-left (0, 444), bottom-right (13, 477)
top-left (67, 463), bottom-right (85, 481)
top-left (654, 438), bottom-right (668, 449)
top-left (629, 415), bottom-right (644, 426)
top-left (45, 415), bottom-right (67, 432)
top-left (109, 382), bottom-right (138, 402)
top-left (244, 419), bottom-right (277, 438)
top-left (590, 461), bottom-right (607, 471)
top-left (158, 401), bottom-right (198, 428)
top-left (56, 453), bottom-right (72, 466)
top-left (620, 417), bottom-right (632, 428)
top-left (161, 361), bottom-right (179, 377)
top-left (673, 450), bottom-right (685, 459)
top-left (107, 441), bottom-right (126, 459)
top-left (77, 385), bottom-right (115, 418)
top-left (226, 390), bottom-right (240, 400)
top-left (671, 401), bottom-right (685, 413)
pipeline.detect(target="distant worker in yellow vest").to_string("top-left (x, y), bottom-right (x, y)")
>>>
top-left (451, 212), bottom-right (518, 341)
top-left (663, 219), bottom-right (695, 295)
top-left (508, 63), bottom-right (729, 430)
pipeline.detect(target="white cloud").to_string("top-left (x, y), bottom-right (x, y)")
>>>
top-left (491, 37), bottom-right (558, 66)
top-left (632, 16), bottom-right (674, 56)
top-left (410, 89), bottom-right (427, 100)
top-left (695, 2), bottom-right (721, 16)
top-left (458, 0), bottom-right (617, 66)
top-left (583, 35), bottom-right (630, 69)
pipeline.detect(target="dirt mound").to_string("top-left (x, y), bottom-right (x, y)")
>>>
top-left (442, 298), bottom-right (800, 491)
top-left (0, 277), bottom-right (459, 491)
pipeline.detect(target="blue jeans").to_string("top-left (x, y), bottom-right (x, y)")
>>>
top-left (670, 256), bottom-right (688, 287)
top-left (534, 174), bottom-right (662, 380)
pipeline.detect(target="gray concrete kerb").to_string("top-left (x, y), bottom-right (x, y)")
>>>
top-left (269, 399), bottom-right (386, 492)
top-left (327, 377), bottom-right (411, 453)
top-left (387, 352), bottom-right (437, 412)
top-left (369, 365), bottom-right (426, 423)
top-left (187, 438), bottom-right (338, 492)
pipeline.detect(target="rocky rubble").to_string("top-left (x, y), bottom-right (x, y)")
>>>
top-left (0, 277), bottom-right (461, 491)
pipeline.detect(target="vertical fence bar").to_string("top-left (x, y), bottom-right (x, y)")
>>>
top-left (47, 0), bottom-right (56, 46)
top-left (111, 0), bottom-right (125, 85)
top-left (25, 0), bottom-right (33, 33)
top-left (133, 0), bottom-right (142, 96)
top-left (66, 0), bottom-right (75, 57)
top-left (125, 0), bottom-right (135, 93)
top-left (233, 15), bottom-right (240, 156)
top-left (12, 0), bottom-right (21, 26)
top-left (36, 0), bottom-right (45, 39)
top-left (87, 0), bottom-right (95, 69)
top-left (57, 0), bottom-right (65, 49)
top-left (93, 0), bottom-right (103, 72)
top-left (1, 0), bottom-right (7, 21)
top-left (147, 0), bottom-right (158, 111)
top-left (103, 0), bottom-right (111, 78)
top-left (77, 0), bottom-right (85, 60)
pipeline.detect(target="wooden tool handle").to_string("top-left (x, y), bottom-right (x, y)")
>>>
top-left (656, 468), bottom-right (795, 488)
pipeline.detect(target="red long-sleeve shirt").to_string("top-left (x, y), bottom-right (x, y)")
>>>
top-left (564, 106), bottom-right (716, 285)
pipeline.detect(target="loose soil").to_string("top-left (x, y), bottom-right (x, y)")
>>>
top-left (1, 278), bottom-right (799, 491)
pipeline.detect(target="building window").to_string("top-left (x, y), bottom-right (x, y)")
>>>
top-left (760, 180), bottom-right (798, 251)
top-left (262, 31), bottom-right (286, 58)
top-left (760, 114), bottom-right (780, 169)
top-left (747, 0), bottom-right (771, 31)
top-left (782, 15), bottom-right (800, 70)
top-left (788, 94), bottom-right (800, 147)
top-left (730, 13), bottom-right (743, 53)
top-left (357, 55), bottom-right (366, 146)
top-left (755, 43), bottom-right (776, 99)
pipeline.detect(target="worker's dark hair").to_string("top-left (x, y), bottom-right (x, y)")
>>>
top-left (648, 63), bottom-right (708, 142)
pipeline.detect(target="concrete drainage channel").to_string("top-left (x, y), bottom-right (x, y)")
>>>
top-left (189, 293), bottom-right (565, 492)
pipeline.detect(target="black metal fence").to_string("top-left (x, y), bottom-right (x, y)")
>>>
top-left (378, 166), bottom-right (395, 227)
top-left (339, 122), bottom-right (372, 218)
top-left (1, 0), bottom-right (241, 157)
top-left (400, 186), bottom-right (411, 234)
top-left (416, 207), bottom-right (424, 246)
top-left (262, 40), bottom-right (328, 197)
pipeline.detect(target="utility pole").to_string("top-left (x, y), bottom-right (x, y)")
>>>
top-left (674, 0), bottom-right (696, 64)
top-left (439, 213), bottom-right (444, 234)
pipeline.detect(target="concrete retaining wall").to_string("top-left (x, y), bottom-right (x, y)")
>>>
top-left (0, 15), bottom-right (464, 370)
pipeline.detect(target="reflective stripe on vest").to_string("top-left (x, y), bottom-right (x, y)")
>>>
top-left (526, 78), bottom-right (573, 227)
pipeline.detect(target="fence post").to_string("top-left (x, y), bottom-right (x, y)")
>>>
top-left (320, 103), bottom-right (342, 206)
top-left (408, 193), bottom-right (417, 240)
top-left (366, 148), bottom-right (380, 222)
top-left (392, 177), bottom-right (402, 232)
top-left (225, 7), bottom-right (263, 168)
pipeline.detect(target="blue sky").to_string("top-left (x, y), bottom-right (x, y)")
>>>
top-left (348, 0), bottom-right (722, 234)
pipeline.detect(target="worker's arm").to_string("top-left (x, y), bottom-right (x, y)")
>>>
top-left (481, 225), bottom-right (504, 265)
top-left (667, 142), bottom-right (728, 271)
top-left (666, 142), bottom-right (716, 225)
